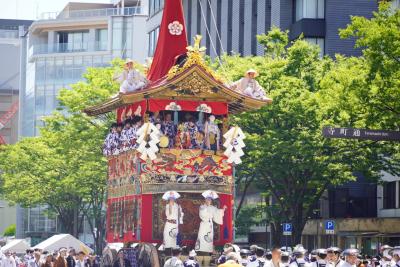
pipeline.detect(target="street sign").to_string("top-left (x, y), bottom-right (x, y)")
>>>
top-left (283, 223), bottom-right (292, 236)
top-left (325, 220), bottom-right (335, 235)
top-left (322, 127), bottom-right (400, 142)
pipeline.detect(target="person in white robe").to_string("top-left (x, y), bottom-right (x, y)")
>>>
top-left (195, 191), bottom-right (226, 254)
top-left (163, 194), bottom-right (184, 249)
top-left (115, 59), bottom-right (148, 93)
top-left (230, 69), bottom-right (268, 100)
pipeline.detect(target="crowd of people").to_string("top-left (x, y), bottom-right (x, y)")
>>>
top-left (103, 112), bottom-right (223, 156)
top-left (161, 243), bottom-right (400, 267)
top-left (0, 248), bottom-right (99, 267)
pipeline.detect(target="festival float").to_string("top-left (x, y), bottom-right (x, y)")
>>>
top-left (84, 0), bottom-right (271, 264)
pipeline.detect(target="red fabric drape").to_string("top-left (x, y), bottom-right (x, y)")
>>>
top-left (141, 194), bottom-right (154, 242)
top-left (146, 0), bottom-right (188, 81)
top-left (148, 99), bottom-right (228, 115)
top-left (116, 100), bottom-right (147, 123)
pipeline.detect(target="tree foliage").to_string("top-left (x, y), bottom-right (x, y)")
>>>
top-left (0, 59), bottom-right (122, 253)
top-left (214, 16), bottom-right (396, 244)
top-left (3, 224), bottom-right (16, 237)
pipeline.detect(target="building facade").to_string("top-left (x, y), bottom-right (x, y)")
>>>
top-left (17, 0), bottom-right (149, 243)
top-left (0, 19), bottom-right (32, 237)
top-left (146, 0), bottom-right (378, 57)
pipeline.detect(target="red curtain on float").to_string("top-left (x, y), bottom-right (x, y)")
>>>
top-left (148, 99), bottom-right (228, 115)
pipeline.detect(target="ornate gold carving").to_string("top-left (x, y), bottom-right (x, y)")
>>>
top-left (174, 72), bottom-right (214, 96)
top-left (167, 35), bottom-right (224, 82)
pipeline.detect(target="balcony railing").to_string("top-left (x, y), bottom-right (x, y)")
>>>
top-left (29, 41), bottom-right (108, 56)
top-left (40, 6), bottom-right (142, 20)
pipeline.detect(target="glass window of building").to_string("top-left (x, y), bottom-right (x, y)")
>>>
top-left (296, 0), bottom-right (324, 21)
top-left (57, 31), bottom-right (89, 52)
top-left (112, 20), bottom-right (123, 50)
top-left (149, 0), bottom-right (164, 17)
top-left (96, 29), bottom-right (108, 51)
top-left (383, 181), bottom-right (396, 209)
top-left (148, 27), bottom-right (160, 56)
top-left (304, 37), bottom-right (324, 57)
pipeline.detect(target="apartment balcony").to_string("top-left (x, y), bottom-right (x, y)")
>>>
top-left (28, 41), bottom-right (108, 58)
top-left (40, 6), bottom-right (142, 20)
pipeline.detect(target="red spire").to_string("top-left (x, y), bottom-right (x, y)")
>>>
top-left (147, 0), bottom-right (188, 82)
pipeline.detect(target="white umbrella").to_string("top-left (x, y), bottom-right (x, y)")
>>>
top-left (201, 190), bottom-right (219, 199)
top-left (162, 191), bottom-right (181, 200)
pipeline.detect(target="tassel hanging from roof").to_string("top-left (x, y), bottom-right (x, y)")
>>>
top-left (136, 122), bottom-right (160, 161)
top-left (223, 126), bottom-right (246, 165)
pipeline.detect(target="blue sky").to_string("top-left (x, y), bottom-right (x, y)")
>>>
top-left (0, 0), bottom-right (110, 20)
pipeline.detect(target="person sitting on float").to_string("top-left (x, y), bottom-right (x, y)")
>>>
top-left (230, 69), bottom-right (268, 100)
top-left (162, 113), bottom-right (176, 148)
top-left (183, 114), bottom-right (199, 149)
top-left (103, 123), bottom-right (118, 156)
top-left (204, 115), bottom-right (220, 151)
top-left (115, 58), bottom-right (148, 93)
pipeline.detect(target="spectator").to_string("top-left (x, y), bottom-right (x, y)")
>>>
top-left (41, 254), bottom-right (53, 267)
top-left (183, 250), bottom-right (199, 267)
top-left (218, 252), bottom-right (241, 267)
top-left (163, 248), bottom-right (183, 267)
top-left (54, 248), bottom-right (67, 267)
top-left (247, 247), bottom-right (267, 267)
top-left (28, 251), bottom-right (41, 267)
top-left (66, 250), bottom-right (75, 267)
top-left (87, 254), bottom-right (99, 267)
top-left (75, 252), bottom-right (89, 267)
top-left (113, 250), bottom-right (131, 267)
top-left (2, 251), bottom-right (17, 267)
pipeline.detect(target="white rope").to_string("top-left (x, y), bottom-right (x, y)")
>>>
top-left (197, 0), bottom-right (219, 60)
top-left (206, 0), bottom-right (226, 55)
top-left (197, 0), bottom-right (229, 79)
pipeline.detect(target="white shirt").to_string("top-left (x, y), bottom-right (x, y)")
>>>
top-left (336, 261), bottom-right (354, 267)
top-left (289, 258), bottom-right (310, 267)
top-left (1, 256), bottom-right (17, 267)
top-left (311, 259), bottom-right (332, 267)
top-left (163, 257), bottom-right (184, 267)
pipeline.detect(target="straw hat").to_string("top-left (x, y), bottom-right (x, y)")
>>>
top-left (245, 69), bottom-right (258, 77)
top-left (125, 58), bottom-right (134, 65)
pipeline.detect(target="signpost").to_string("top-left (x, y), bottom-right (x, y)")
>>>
top-left (282, 223), bottom-right (292, 248)
top-left (325, 220), bottom-right (335, 235)
top-left (283, 223), bottom-right (292, 236)
top-left (322, 127), bottom-right (400, 142)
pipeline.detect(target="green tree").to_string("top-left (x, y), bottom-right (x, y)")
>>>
top-left (3, 224), bottom-right (16, 236)
top-left (0, 60), bottom-right (122, 253)
top-left (338, 2), bottom-right (400, 172)
top-left (214, 29), bottom-right (388, 245)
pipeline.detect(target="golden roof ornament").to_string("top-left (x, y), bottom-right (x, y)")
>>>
top-left (167, 35), bottom-right (224, 81)
top-left (186, 35), bottom-right (206, 53)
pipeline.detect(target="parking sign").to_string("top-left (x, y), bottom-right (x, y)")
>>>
top-left (325, 220), bottom-right (335, 234)
top-left (283, 223), bottom-right (292, 236)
